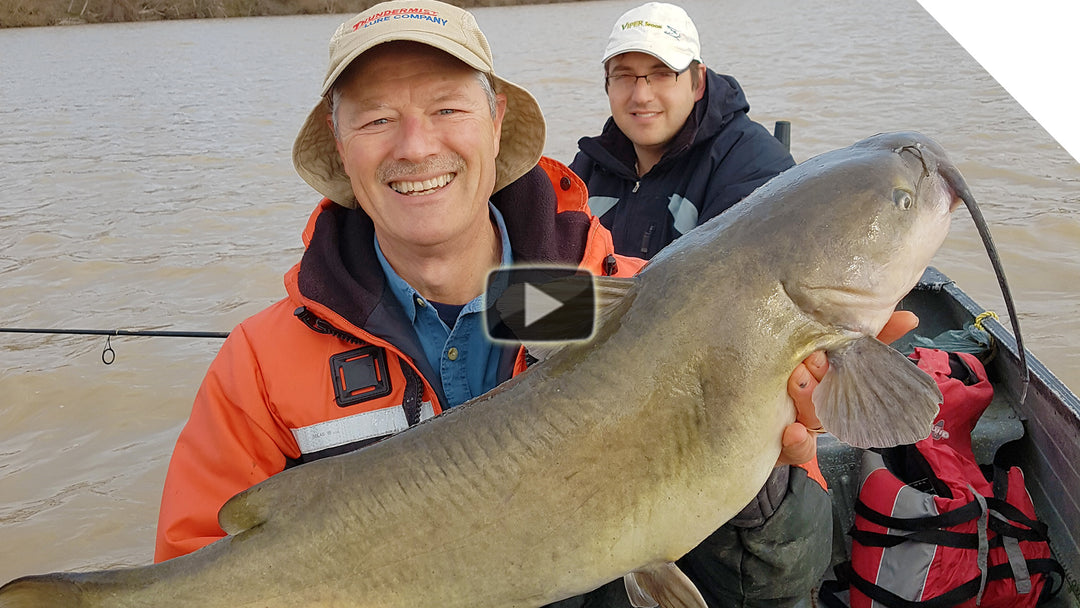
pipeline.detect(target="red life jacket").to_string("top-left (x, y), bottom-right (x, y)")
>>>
top-left (821, 348), bottom-right (1063, 608)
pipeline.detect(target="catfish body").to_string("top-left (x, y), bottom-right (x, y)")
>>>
top-left (0, 132), bottom-right (964, 608)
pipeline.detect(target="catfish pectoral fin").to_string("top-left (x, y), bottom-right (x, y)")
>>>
top-left (814, 336), bottom-right (942, 449)
top-left (623, 562), bottom-right (707, 608)
top-left (623, 572), bottom-right (657, 608)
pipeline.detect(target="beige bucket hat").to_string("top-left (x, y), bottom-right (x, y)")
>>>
top-left (292, 0), bottom-right (546, 208)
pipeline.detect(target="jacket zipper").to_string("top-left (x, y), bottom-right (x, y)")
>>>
top-left (294, 306), bottom-right (364, 345)
top-left (639, 223), bottom-right (655, 257)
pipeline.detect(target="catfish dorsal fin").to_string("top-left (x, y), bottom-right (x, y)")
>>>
top-left (525, 275), bottom-right (639, 363)
top-left (814, 335), bottom-right (942, 448)
top-left (217, 483), bottom-right (272, 535)
top-left (593, 274), bottom-right (638, 317)
top-left (623, 562), bottom-right (708, 608)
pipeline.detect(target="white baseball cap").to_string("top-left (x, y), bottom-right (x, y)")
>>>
top-left (602, 2), bottom-right (702, 71)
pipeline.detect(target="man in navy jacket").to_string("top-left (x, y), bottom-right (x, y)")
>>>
top-left (571, 2), bottom-right (795, 260)
top-left (565, 4), bottom-right (828, 607)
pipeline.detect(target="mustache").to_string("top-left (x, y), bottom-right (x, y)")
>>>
top-left (377, 155), bottom-right (466, 183)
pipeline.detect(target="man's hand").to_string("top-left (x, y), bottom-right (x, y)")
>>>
top-left (777, 311), bottom-right (919, 466)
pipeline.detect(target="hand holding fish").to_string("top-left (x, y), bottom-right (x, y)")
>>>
top-left (779, 310), bottom-right (921, 465)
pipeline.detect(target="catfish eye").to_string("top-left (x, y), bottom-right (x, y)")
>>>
top-left (893, 189), bottom-right (914, 210)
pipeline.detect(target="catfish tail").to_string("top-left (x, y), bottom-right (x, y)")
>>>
top-left (0, 549), bottom-right (230, 607)
top-left (0, 573), bottom-right (92, 608)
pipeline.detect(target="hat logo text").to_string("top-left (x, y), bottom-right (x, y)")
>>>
top-left (354, 8), bottom-right (447, 30)
top-left (619, 20), bottom-right (681, 40)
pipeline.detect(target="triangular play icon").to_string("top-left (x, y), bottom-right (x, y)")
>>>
top-left (523, 283), bottom-right (564, 327)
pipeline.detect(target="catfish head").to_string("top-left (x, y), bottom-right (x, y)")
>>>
top-left (729, 132), bottom-right (975, 449)
top-left (779, 131), bottom-right (967, 337)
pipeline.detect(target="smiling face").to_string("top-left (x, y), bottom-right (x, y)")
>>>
top-left (329, 42), bottom-right (506, 257)
top-left (605, 51), bottom-right (705, 173)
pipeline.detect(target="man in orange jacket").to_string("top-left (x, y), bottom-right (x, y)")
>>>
top-left (154, 0), bottom-right (913, 605)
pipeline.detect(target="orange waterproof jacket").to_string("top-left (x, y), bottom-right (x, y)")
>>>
top-left (154, 158), bottom-right (647, 561)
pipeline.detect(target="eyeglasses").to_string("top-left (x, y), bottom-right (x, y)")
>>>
top-left (605, 68), bottom-right (688, 94)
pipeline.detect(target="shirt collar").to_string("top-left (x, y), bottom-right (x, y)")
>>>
top-left (375, 202), bottom-right (513, 322)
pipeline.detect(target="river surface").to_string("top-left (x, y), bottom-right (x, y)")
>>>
top-left (1, 0), bottom-right (1077, 583)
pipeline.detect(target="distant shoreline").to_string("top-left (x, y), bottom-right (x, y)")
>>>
top-left (0, 0), bottom-right (575, 29)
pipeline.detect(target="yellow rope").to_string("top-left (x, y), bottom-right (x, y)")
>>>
top-left (973, 311), bottom-right (999, 331)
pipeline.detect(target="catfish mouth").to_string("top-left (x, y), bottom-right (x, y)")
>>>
top-left (789, 275), bottom-right (922, 336)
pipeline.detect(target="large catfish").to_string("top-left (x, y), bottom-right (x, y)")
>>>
top-left (1, 132), bottom-right (965, 607)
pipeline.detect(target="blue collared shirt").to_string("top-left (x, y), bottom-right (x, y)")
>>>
top-left (375, 203), bottom-right (513, 408)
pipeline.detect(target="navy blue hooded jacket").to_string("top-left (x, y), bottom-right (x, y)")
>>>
top-left (570, 69), bottom-right (795, 259)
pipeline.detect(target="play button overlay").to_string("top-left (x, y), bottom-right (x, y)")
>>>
top-left (484, 266), bottom-right (595, 343)
top-left (523, 283), bottom-right (564, 327)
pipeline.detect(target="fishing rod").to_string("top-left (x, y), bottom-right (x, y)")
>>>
top-left (0, 327), bottom-right (229, 364)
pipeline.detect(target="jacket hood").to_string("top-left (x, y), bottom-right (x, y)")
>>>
top-left (696, 70), bottom-right (750, 139)
top-left (576, 68), bottom-right (751, 176)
